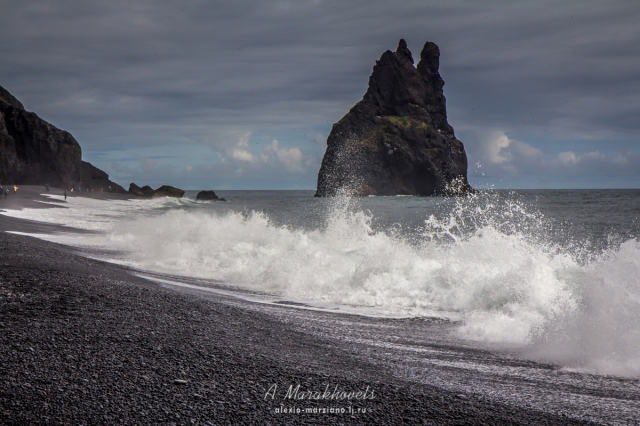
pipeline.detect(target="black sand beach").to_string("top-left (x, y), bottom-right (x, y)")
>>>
top-left (0, 188), bottom-right (614, 424)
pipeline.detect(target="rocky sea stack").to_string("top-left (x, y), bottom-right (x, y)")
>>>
top-left (315, 40), bottom-right (473, 197)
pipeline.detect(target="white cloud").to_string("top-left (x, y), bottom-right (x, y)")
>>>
top-left (557, 151), bottom-right (577, 165)
top-left (470, 130), bottom-right (544, 174)
top-left (264, 140), bottom-right (305, 173)
top-left (229, 132), bottom-right (256, 162)
top-left (507, 139), bottom-right (545, 173)
top-left (483, 131), bottom-right (512, 164)
top-left (231, 149), bottom-right (255, 162)
top-left (237, 132), bottom-right (251, 148)
top-left (277, 147), bottom-right (304, 173)
top-left (553, 150), bottom-right (640, 176)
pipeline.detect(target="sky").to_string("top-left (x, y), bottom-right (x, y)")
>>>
top-left (1, 0), bottom-right (640, 190)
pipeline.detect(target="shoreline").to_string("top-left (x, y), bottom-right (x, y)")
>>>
top-left (0, 184), bottom-right (138, 209)
top-left (0, 194), bottom-right (617, 424)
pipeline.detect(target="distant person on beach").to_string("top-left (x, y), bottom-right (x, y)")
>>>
top-left (70, 187), bottom-right (74, 193)
top-left (64, 190), bottom-right (67, 201)
top-left (45, 183), bottom-right (50, 192)
top-left (13, 185), bottom-right (17, 194)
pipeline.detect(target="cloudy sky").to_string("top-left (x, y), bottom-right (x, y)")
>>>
top-left (1, 0), bottom-right (639, 189)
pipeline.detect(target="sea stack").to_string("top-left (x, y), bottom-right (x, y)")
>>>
top-left (315, 40), bottom-right (473, 196)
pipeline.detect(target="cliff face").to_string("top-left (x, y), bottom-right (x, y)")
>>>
top-left (80, 161), bottom-right (126, 193)
top-left (315, 40), bottom-right (472, 196)
top-left (0, 85), bottom-right (82, 188)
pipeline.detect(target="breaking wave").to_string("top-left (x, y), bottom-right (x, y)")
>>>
top-left (4, 191), bottom-right (640, 377)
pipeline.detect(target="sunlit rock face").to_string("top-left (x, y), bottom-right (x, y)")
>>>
top-left (315, 40), bottom-right (473, 197)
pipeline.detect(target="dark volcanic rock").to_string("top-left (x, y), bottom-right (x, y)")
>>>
top-left (80, 161), bottom-right (126, 193)
top-left (315, 40), bottom-right (473, 197)
top-left (81, 160), bottom-right (108, 181)
top-left (0, 85), bottom-right (82, 188)
top-left (154, 185), bottom-right (185, 198)
top-left (128, 183), bottom-right (154, 198)
top-left (129, 183), bottom-right (184, 198)
top-left (196, 190), bottom-right (226, 201)
top-left (0, 85), bottom-right (125, 192)
top-left (0, 86), bottom-right (24, 109)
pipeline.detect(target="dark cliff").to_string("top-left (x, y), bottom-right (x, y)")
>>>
top-left (315, 40), bottom-right (473, 196)
top-left (80, 161), bottom-right (126, 193)
top-left (0, 85), bottom-right (121, 191)
top-left (0, 85), bottom-right (82, 188)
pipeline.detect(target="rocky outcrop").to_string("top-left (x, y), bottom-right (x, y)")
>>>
top-left (128, 183), bottom-right (154, 198)
top-left (196, 190), bottom-right (226, 201)
top-left (0, 85), bottom-right (82, 188)
top-left (0, 85), bottom-right (127, 192)
top-left (129, 183), bottom-right (184, 198)
top-left (315, 40), bottom-right (473, 197)
top-left (155, 185), bottom-right (185, 198)
top-left (80, 161), bottom-right (126, 193)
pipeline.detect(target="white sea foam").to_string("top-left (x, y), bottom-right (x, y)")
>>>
top-left (3, 192), bottom-right (640, 377)
top-left (527, 239), bottom-right (640, 376)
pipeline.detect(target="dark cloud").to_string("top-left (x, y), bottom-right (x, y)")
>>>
top-left (1, 0), bottom-right (640, 188)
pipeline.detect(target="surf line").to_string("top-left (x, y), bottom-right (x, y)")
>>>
top-left (134, 273), bottom-right (421, 319)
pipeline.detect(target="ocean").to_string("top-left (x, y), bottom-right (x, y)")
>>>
top-left (4, 189), bottom-right (640, 378)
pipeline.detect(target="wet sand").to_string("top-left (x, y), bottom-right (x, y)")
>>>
top-left (0, 190), bottom-right (621, 425)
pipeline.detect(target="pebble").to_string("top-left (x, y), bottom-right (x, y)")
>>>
top-left (0, 231), bottom-right (587, 426)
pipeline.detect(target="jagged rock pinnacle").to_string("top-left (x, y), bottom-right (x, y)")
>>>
top-left (395, 39), bottom-right (414, 64)
top-left (315, 40), bottom-right (473, 197)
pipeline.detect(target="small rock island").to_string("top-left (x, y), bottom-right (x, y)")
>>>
top-left (315, 40), bottom-right (473, 196)
top-left (129, 183), bottom-right (185, 198)
top-left (196, 190), bottom-right (226, 202)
